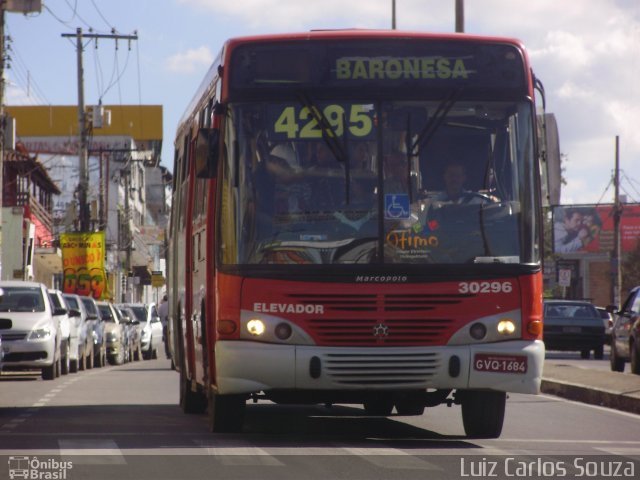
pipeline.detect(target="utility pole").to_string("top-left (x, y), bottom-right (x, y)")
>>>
top-left (455, 0), bottom-right (465, 33)
top-left (611, 135), bottom-right (622, 307)
top-left (391, 0), bottom-right (396, 29)
top-left (61, 28), bottom-right (137, 233)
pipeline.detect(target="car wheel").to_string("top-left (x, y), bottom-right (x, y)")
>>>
top-left (460, 390), bottom-right (506, 439)
top-left (594, 345), bottom-right (604, 360)
top-left (42, 363), bottom-right (56, 380)
top-left (610, 343), bottom-right (625, 372)
top-left (60, 340), bottom-right (70, 375)
top-left (86, 344), bottom-right (94, 369)
top-left (631, 342), bottom-right (640, 375)
top-left (78, 349), bottom-right (85, 371)
top-left (580, 350), bottom-right (590, 359)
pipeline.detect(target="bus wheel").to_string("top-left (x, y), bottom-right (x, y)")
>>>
top-left (460, 390), bottom-right (506, 439)
top-left (179, 369), bottom-right (207, 414)
top-left (363, 394), bottom-right (394, 416)
top-left (395, 392), bottom-right (426, 416)
top-left (208, 392), bottom-right (246, 433)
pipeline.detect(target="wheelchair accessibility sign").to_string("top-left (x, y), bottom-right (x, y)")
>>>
top-left (384, 194), bottom-right (410, 219)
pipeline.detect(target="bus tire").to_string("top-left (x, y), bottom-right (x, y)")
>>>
top-left (460, 390), bottom-right (506, 439)
top-left (363, 395), bottom-right (394, 416)
top-left (179, 369), bottom-right (207, 414)
top-left (208, 392), bottom-right (245, 433)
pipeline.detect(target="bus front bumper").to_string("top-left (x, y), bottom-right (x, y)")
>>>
top-left (214, 340), bottom-right (544, 396)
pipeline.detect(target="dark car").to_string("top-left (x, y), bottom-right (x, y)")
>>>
top-left (609, 286), bottom-right (640, 374)
top-left (543, 299), bottom-right (605, 359)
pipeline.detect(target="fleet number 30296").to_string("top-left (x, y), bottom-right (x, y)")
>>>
top-left (458, 281), bottom-right (513, 294)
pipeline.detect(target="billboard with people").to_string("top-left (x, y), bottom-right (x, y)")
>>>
top-left (552, 204), bottom-right (640, 254)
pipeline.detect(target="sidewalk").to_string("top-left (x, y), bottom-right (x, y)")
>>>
top-left (541, 363), bottom-right (640, 415)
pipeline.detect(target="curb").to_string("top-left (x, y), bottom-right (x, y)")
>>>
top-left (541, 378), bottom-right (640, 415)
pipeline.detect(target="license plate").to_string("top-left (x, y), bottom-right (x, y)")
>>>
top-left (563, 326), bottom-right (581, 333)
top-left (474, 353), bottom-right (528, 374)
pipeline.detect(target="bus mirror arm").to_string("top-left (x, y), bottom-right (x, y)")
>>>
top-left (195, 127), bottom-right (220, 178)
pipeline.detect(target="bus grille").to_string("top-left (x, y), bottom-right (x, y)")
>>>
top-left (292, 293), bottom-right (469, 346)
top-left (322, 351), bottom-right (440, 386)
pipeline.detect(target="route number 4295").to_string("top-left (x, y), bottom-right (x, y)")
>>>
top-left (458, 281), bottom-right (513, 294)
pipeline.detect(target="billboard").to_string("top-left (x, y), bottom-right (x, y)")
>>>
top-left (552, 204), bottom-right (640, 254)
top-left (60, 232), bottom-right (110, 300)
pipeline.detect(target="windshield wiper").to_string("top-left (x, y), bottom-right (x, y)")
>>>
top-left (409, 88), bottom-right (463, 157)
top-left (297, 92), bottom-right (351, 204)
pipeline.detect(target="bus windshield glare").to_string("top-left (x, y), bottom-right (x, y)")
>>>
top-left (219, 97), bottom-right (537, 266)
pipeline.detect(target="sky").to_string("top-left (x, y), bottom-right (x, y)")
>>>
top-left (5, 0), bottom-right (640, 205)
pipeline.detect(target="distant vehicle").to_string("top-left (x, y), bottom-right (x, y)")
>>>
top-left (48, 289), bottom-right (73, 374)
top-left (543, 299), bottom-right (605, 359)
top-left (596, 306), bottom-right (613, 345)
top-left (0, 281), bottom-right (62, 380)
top-left (96, 301), bottom-right (127, 365)
top-left (119, 303), bottom-right (162, 360)
top-left (62, 293), bottom-right (94, 370)
top-left (79, 295), bottom-right (107, 368)
top-left (609, 286), bottom-right (640, 374)
top-left (117, 305), bottom-right (142, 361)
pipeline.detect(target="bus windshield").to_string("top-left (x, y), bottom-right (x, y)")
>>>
top-left (219, 97), bottom-right (537, 266)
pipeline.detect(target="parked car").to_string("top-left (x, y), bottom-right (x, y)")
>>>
top-left (79, 295), bottom-right (107, 368)
top-left (62, 293), bottom-right (94, 370)
top-left (596, 306), bottom-right (614, 345)
top-left (117, 305), bottom-right (142, 361)
top-left (543, 299), bottom-right (605, 359)
top-left (119, 303), bottom-right (163, 359)
top-left (96, 301), bottom-right (127, 365)
top-left (48, 290), bottom-right (74, 374)
top-left (609, 286), bottom-right (640, 374)
top-left (0, 281), bottom-right (62, 380)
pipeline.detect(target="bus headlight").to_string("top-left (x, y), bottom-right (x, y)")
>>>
top-left (497, 319), bottom-right (516, 335)
top-left (247, 319), bottom-right (265, 336)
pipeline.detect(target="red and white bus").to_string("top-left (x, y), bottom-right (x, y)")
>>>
top-left (168, 30), bottom-right (554, 437)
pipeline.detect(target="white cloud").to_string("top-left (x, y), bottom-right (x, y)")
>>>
top-left (172, 0), bottom-right (640, 204)
top-left (165, 46), bottom-right (213, 74)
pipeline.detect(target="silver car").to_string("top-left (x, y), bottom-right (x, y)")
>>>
top-left (96, 301), bottom-right (127, 365)
top-left (48, 290), bottom-right (73, 375)
top-left (0, 281), bottom-right (62, 380)
top-left (119, 303), bottom-right (163, 360)
top-left (62, 293), bottom-right (95, 370)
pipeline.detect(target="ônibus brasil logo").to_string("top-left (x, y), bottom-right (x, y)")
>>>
top-left (8, 456), bottom-right (73, 480)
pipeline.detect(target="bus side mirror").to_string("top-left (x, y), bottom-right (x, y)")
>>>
top-left (195, 127), bottom-right (220, 178)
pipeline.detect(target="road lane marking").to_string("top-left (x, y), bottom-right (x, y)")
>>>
top-left (58, 439), bottom-right (126, 465)
top-left (342, 447), bottom-right (443, 470)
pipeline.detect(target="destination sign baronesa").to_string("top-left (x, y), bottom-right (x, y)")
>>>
top-left (335, 56), bottom-right (471, 81)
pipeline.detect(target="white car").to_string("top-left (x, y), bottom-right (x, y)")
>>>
top-left (120, 303), bottom-right (163, 359)
top-left (48, 289), bottom-right (73, 374)
top-left (0, 281), bottom-right (62, 380)
top-left (96, 301), bottom-right (128, 365)
top-left (62, 293), bottom-right (95, 370)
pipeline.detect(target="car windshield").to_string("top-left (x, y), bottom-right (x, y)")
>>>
top-left (97, 305), bottom-right (116, 322)
top-left (0, 287), bottom-right (46, 312)
top-left (544, 303), bottom-right (598, 318)
top-left (128, 306), bottom-right (147, 323)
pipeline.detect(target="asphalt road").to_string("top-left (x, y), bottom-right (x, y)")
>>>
top-left (1, 356), bottom-right (639, 480)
